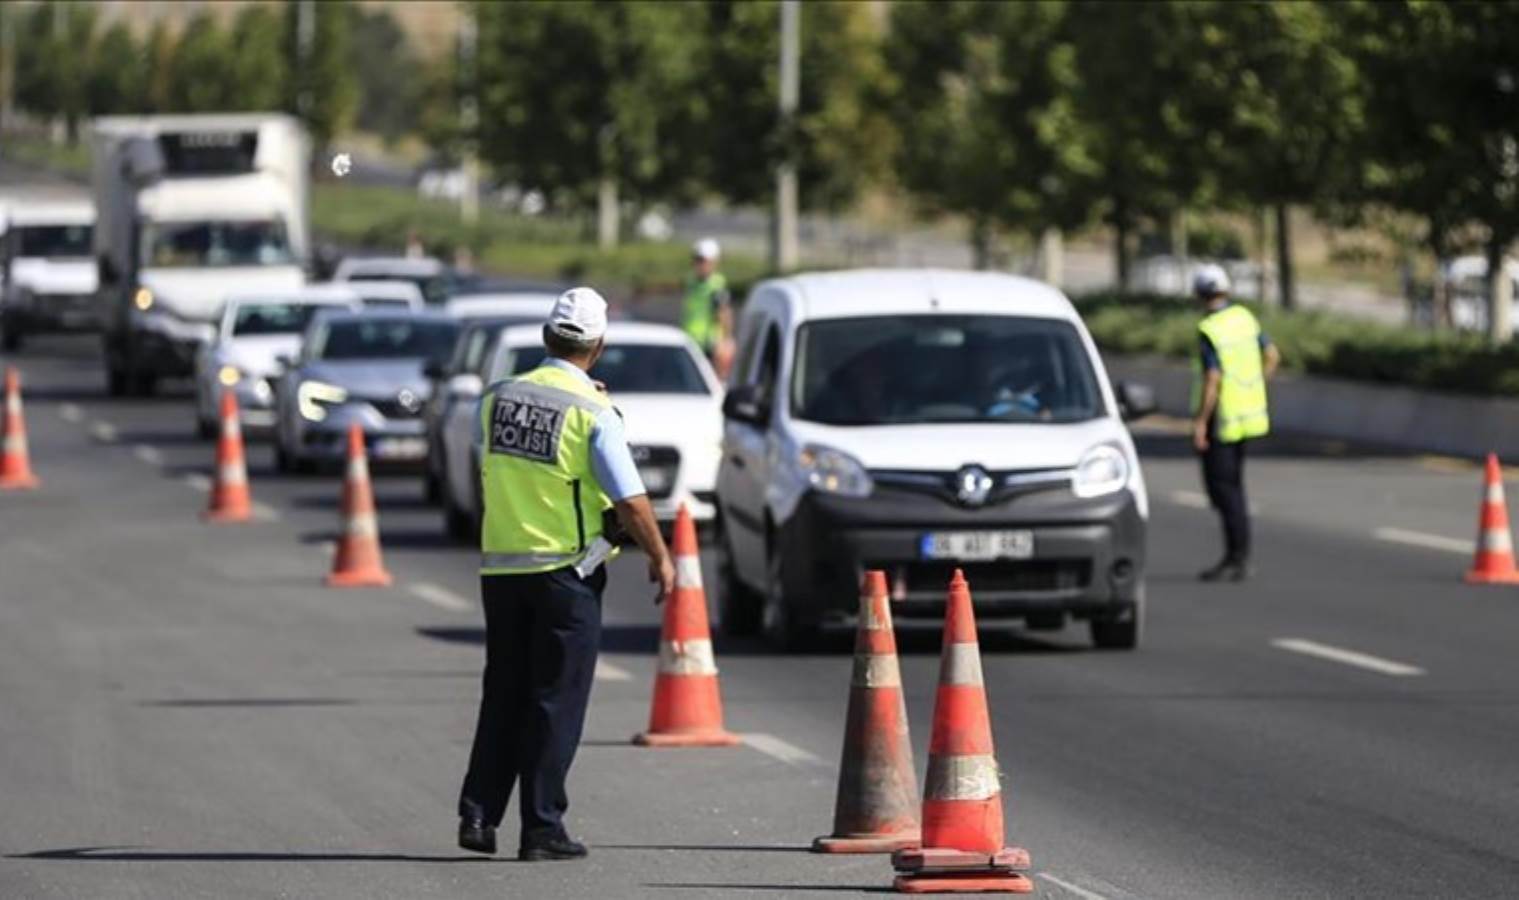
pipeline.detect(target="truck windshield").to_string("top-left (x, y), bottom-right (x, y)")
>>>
top-left (309, 319), bottom-right (459, 362)
top-left (15, 225), bottom-right (93, 258)
top-left (141, 220), bottom-right (294, 268)
top-left (231, 303), bottom-right (327, 337)
top-left (791, 315), bottom-right (1103, 425)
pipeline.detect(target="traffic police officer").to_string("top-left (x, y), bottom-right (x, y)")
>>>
top-left (681, 238), bottom-right (732, 361)
top-left (1191, 264), bottom-right (1280, 582)
top-left (458, 287), bottom-right (676, 860)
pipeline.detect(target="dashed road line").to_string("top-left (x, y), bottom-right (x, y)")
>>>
top-left (1169, 490), bottom-right (1209, 509)
top-left (1373, 527), bottom-right (1473, 556)
top-left (251, 502), bottom-right (281, 522)
top-left (594, 660), bottom-right (633, 682)
top-left (407, 581), bottom-right (474, 613)
top-left (182, 473), bottom-right (212, 492)
top-left (742, 732), bottom-right (828, 768)
top-left (1038, 871), bottom-right (1111, 900)
top-left (1271, 638), bottom-right (1425, 677)
top-left (59, 403), bottom-right (83, 423)
top-left (89, 421), bottom-right (118, 443)
top-left (133, 444), bottom-right (164, 466)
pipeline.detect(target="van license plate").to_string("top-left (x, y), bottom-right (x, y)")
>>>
top-left (373, 437), bottom-right (427, 459)
top-left (920, 530), bottom-right (1034, 561)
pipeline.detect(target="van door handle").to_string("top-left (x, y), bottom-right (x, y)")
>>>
top-left (728, 454), bottom-right (746, 469)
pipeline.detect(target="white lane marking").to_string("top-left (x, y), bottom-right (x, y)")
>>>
top-left (408, 581), bottom-right (474, 613)
top-left (1170, 489), bottom-right (1209, 509)
top-left (59, 403), bottom-right (83, 423)
top-left (1038, 872), bottom-right (1110, 900)
top-left (594, 660), bottom-right (633, 682)
top-left (251, 502), bottom-right (281, 522)
top-left (1271, 638), bottom-right (1425, 677)
top-left (89, 421), bottom-right (118, 443)
top-left (133, 444), bottom-right (163, 466)
top-left (742, 732), bottom-right (828, 768)
top-left (182, 473), bottom-right (212, 492)
top-left (1373, 527), bottom-right (1474, 556)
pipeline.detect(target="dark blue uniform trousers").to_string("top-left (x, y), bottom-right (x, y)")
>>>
top-left (459, 565), bottom-right (605, 844)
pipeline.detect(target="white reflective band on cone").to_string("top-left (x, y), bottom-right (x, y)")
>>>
top-left (5, 395), bottom-right (18, 415)
top-left (346, 513), bottom-right (379, 538)
top-left (223, 421), bottom-right (241, 440)
top-left (1482, 528), bottom-right (1512, 552)
top-left (658, 638), bottom-right (717, 676)
top-left (3, 435), bottom-right (24, 454)
top-left (852, 653), bottom-right (902, 688)
top-left (939, 642), bottom-right (984, 686)
top-left (1488, 484), bottom-right (1506, 504)
top-left (924, 753), bottom-right (1000, 801)
top-left (676, 555), bottom-right (703, 589)
top-left (219, 463), bottom-right (246, 485)
top-left (861, 597), bottom-right (889, 631)
top-left (347, 458), bottom-right (369, 481)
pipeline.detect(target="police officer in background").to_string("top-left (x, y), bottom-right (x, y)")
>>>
top-left (681, 238), bottom-right (732, 362)
top-left (1191, 265), bottom-right (1280, 582)
top-left (458, 287), bottom-right (676, 860)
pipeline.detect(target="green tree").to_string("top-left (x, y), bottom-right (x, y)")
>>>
top-left (229, 4), bottom-right (287, 112)
top-left (139, 21), bottom-right (176, 114)
top-left (475, 0), bottom-right (701, 246)
top-left (169, 13), bottom-right (235, 112)
top-left (349, 5), bottom-right (422, 146)
top-left (286, 0), bottom-right (358, 148)
top-left (15, 1), bottom-right (96, 141)
top-left (86, 22), bottom-right (139, 118)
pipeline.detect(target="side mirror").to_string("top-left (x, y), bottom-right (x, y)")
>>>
top-left (1115, 380), bottom-right (1157, 421)
top-left (423, 358), bottom-right (447, 379)
top-left (275, 353), bottom-right (297, 370)
top-left (721, 384), bottom-right (769, 426)
top-left (98, 256), bottom-right (119, 284)
top-left (448, 373), bottom-right (483, 400)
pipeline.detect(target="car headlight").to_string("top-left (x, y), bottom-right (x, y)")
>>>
top-left (217, 365), bottom-right (243, 387)
top-left (134, 287), bottom-right (154, 311)
top-left (797, 444), bottom-right (873, 498)
top-left (297, 380), bottom-right (349, 422)
top-left (1073, 444), bottom-right (1130, 499)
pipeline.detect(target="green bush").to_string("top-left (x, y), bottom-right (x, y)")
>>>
top-left (1075, 291), bottom-right (1519, 396)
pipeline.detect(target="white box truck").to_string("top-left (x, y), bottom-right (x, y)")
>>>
top-left (90, 114), bottom-right (310, 395)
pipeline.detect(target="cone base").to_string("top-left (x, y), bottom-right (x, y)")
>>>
top-left (0, 474), bottom-right (40, 491)
top-left (203, 507), bottom-right (252, 523)
top-left (1465, 569), bottom-right (1519, 584)
top-left (893, 872), bottom-right (1033, 894)
top-left (631, 730), bottom-right (742, 748)
top-left (813, 832), bottom-right (920, 854)
top-left (326, 569), bottom-right (394, 588)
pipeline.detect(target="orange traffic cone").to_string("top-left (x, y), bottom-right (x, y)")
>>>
top-left (891, 570), bottom-right (1032, 895)
top-left (203, 390), bottom-right (252, 523)
top-left (326, 424), bottom-right (393, 588)
top-left (633, 503), bottom-right (740, 748)
top-left (0, 366), bottom-right (39, 491)
top-left (813, 570), bottom-right (921, 854)
top-left (1466, 453), bottom-right (1519, 584)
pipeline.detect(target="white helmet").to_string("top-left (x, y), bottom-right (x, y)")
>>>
top-left (1192, 263), bottom-right (1231, 298)
top-left (692, 237), bottom-right (721, 261)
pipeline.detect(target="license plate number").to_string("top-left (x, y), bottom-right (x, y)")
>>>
top-left (373, 437), bottom-right (427, 459)
top-left (920, 530), bottom-right (1034, 561)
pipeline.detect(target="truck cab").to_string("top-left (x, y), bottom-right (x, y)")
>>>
top-left (0, 201), bottom-right (99, 351)
top-left (91, 115), bottom-right (311, 395)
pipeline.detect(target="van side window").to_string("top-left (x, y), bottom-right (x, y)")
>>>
top-left (755, 326), bottom-right (781, 409)
top-left (732, 314), bottom-right (764, 386)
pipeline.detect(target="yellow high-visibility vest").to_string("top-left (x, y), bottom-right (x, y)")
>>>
top-left (1192, 304), bottom-right (1270, 443)
top-left (478, 364), bottom-right (614, 574)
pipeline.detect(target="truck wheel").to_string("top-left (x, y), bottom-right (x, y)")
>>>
top-left (132, 373), bottom-right (157, 396)
top-left (1089, 584), bottom-right (1144, 650)
top-left (196, 416), bottom-right (217, 440)
top-left (718, 536), bottom-right (762, 637)
top-left (107, 366), bottom-right (128, 397)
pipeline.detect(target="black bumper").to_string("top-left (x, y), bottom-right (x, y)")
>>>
top-left (774, 485), bottom-right (1146, 627)
top-left (4, 302), bottom-right (102, 334)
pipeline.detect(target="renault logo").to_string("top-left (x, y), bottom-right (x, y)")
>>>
top-left (396, 389), bottom-right (420, 413)
top-left (953, 465), bottom-right (994, 507)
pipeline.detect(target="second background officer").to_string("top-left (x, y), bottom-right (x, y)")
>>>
top-left (457, 287), bottom-right (676, 861)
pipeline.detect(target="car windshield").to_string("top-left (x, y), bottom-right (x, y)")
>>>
top-left (791, 315), bottom-right (1103, 425)
top-left (349, 272), bottom-right (454, 305)
top-left (511, 344), bottom-right (709, 395)
top-left (310, 318), bottom-right (460, 361)
top-left (142, 219), bottom-right (294, 268)
top-left (231, 302), bottom-right (327, 336)
top-left (15, 224), bottom-right (93, 258)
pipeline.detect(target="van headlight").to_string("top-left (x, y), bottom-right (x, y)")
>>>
top-left (217, 365), bottom-right (243, 387)
top-left (297, 380), bottom-right (349, 421)
top-left (1073, 444), bottom-right (1130, 499)
top-left (797, 444), bottom-right (873, 498)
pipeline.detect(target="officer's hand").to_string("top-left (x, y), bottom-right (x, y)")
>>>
top-left (649, 553), bottom-right (676, 605)
top-left (1192, 421), bottom-right (1210, 452)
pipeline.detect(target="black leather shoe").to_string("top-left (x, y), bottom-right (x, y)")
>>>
top-left (458, 818), bottom-right (497, 855)
top-left (519, 835), bottom-right (588, 861)
top-left (1198, 560), bottom-right (1251, 583)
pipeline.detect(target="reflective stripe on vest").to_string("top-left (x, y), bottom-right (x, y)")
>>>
top-left (681, 272), bottom-right (726, 350)
top-left (1192, 305), bottom-right (1270, 443)
top-left (479, 365), bottom-right (615, 575)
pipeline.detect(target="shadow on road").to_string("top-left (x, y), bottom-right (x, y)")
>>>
top-left (647, 883), bottom-right (890, 895)
top-left (10, 846), bottom-right (488, 864)
top-left (138, 698), bottom-right (357, 709)
top-left (1133, 428), bottom-right (1443, 463)
top-left (602, 843), bottom-right (809, 853)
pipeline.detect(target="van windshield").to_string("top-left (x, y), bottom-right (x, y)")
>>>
top-left (141, 219), bottom-right (294, 268)
top-left (791, 315), bottom-right (1103, 425)
top-left (15, 224), bottom-right (93, 258)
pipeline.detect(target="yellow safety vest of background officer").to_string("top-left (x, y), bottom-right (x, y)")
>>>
top-left (457, 287), bottom-right (675, 862)
top-left (681, 238), bottom-right (733, 363)
top-left (1190, 264), bottom-right (1280, 583)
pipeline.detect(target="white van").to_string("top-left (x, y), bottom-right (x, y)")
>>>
top-left (715, 269), bottom-right (1154, 650)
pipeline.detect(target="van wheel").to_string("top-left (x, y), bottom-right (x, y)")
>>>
top-left (718, 536), bottom-right (761, 637)
top-left (762, 544), bottom-right (814, 651)
top-left (444, 490), bottom-right (475, 543)
top-left (107, 365), bottom-right (128, 397)
top-left (1090, 584), bottom-right (1144, 650)
top-left (197, 416), bottom-right (217, 440)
